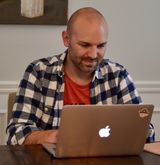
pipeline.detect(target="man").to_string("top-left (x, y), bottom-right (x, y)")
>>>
top-left (7, 7), bottom-right (155, 145)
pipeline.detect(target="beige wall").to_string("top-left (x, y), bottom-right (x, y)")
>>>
top-left (0, 0), bottom-right (160, 81)
top-left (0, 0), bottom-right (160, 143)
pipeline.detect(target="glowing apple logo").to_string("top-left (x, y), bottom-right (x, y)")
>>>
top-left (99, 125), bottom-right (111, 138)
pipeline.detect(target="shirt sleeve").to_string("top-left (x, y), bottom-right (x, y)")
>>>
top-left (6, 62), bottom-right (43, 145)
top-left (117, 68), bottom-right (155, 142)
top-left (146, 123), bottom-right (155, 143)
top-left (117, 68), bottom-right (142, 104)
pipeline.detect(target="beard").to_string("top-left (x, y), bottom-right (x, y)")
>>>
top-left (67, 48), bottom-right (103, 74)
top-left (72, 56), bottom-right (99, 73)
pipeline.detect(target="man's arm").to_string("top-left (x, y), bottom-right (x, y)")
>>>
top-left (117, 68), bottom-right (155, 142)
top-left (24, 130), bottom-right (58, 145)
top-left (6, 60), bottom-right (57, 145)
top-left (146, 123), bottom-right (155, 143)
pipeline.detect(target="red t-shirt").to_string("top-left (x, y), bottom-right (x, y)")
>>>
top-left (64, 72), bottom-right (90, 105)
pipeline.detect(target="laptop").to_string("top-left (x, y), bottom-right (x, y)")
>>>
top-left (42, 104), bottom-right (154, 158)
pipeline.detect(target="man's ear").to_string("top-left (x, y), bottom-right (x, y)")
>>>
top-left (62, 31), bottom-right (69, 47)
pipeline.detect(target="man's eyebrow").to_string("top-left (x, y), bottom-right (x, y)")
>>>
top-left (77, 41), bottom-right (107, 45)
top-left (77, 41), bottom-right (90, 45)
top-left (98, 41), bottom-right (107, 45)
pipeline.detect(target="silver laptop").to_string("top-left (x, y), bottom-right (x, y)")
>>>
top-left (42, 104), bottom-right (154, 158)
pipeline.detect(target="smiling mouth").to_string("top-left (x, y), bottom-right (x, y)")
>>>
top-left (83, 60), bottom-right (98, 66)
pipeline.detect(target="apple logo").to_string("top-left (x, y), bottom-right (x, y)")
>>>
top-left (99, 125), bottom-right (111, 138)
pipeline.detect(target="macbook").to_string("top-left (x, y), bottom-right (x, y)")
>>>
top-left (42, 104), bottom-right (154, 158)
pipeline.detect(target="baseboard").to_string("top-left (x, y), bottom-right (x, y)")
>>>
top-left (136, 81), bottom-right (160, 93)
top-left (0, 80), bottom-right (160, 111)
top-left (0, 81), bottom-right (19, 93)
top-left (0, 80), bottom-right (160, 93)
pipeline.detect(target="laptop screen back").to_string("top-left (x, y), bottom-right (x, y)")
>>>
top-left (51, 104), bottom-right (154, 158)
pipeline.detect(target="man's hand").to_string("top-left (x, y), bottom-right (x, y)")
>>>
top-left (23, 130), bottom-right (58, 145)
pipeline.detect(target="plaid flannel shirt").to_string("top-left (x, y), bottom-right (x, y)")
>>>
top-left (7, 51), bottom-right (155, 145)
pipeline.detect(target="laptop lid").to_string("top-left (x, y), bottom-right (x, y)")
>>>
top-left (43, 104), bottom-right (154, 158)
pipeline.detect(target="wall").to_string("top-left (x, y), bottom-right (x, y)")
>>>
top-left (0, 0), bottom-right (160, 144)
top-left (0, 0), bottom-right (160, 81)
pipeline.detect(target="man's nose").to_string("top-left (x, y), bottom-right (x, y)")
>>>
top-left (88, 46), bottom-right (98, 59)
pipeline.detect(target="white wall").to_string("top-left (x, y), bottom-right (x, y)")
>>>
top-left (0, 0), bottom-right (160, 81)
top-left (0, 0), bottom-right (160, 143)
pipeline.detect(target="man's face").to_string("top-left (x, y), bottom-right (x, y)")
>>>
top-left (62, 18), bottom-right (108, 74)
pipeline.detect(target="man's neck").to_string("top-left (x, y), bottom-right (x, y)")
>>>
top-left (64, 61), bottom-right (93, 86)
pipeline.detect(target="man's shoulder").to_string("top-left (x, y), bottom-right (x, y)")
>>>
top-left (33, 52), bottom-right (65, 66)
top-left (29, 52), bottom-right (66, 71)
top-left (100, 59), bottom-right (125, 71)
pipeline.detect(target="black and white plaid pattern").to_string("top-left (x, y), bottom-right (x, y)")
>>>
top-left (6, 51), bottom-right (154, 145)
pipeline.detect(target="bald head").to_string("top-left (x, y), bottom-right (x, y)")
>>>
top-left (67, 7), bottom-right (108, 35)
top-left (62, 7), bottom-right (108, 76)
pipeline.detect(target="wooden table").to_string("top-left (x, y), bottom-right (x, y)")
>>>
top-left (0, 145), bottom-right (160, 165)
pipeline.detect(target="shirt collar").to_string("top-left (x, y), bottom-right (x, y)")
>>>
top-left (94, 64), bottom-right (104, 79)
top-left (56, 50), bottom-right (67, 77)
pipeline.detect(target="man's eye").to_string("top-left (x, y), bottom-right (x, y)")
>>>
top-left (97, 44), bottom-right (106, 48)
top-left (80, 44), bottom-right (89, 48)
